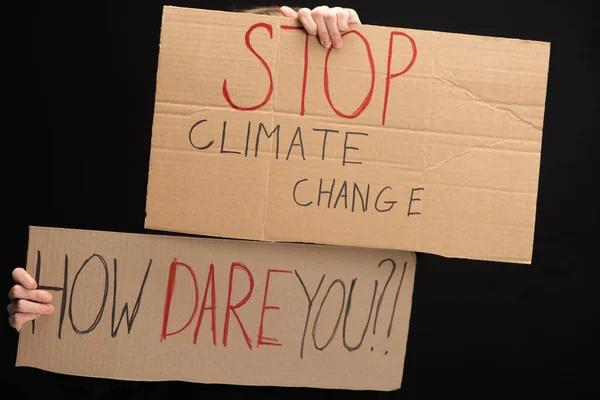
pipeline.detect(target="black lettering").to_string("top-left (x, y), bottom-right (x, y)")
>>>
top-left (373, 258), bottom-right (396, 335)
top-left (318, 178), bottom-right (335, 208)
top-left (342, 131), bottom-right (368, 166)
top-left (294, 271), bottom-right (325, 359)
top-left (312, 128), bottom-right (339, 161)
top-left (33, 251), bottom-right (68, 339)
top-left (293, 179), bottom-right (313, 207)
top-left (244, 121), bottom-right (251, 157)
top-left (342, 278), bottom-right (378, 352)
top-left (351, 183), bottom-right (370, 212)
top-left (68, 254), bottom-right (109, 334)
top-left (375, 186), bottom-right (397, 212)
top-left (387, 262), bottom-right (408, 338)
top-left (111, 259), bottom-right (152, 337)
top-left (408, 187), bottom-right (424, 216)
top-left (255, 123), bottom-right (280, 159)
top-left (286, 126), bottom-right (306, 160)
top-left (333, 180), bottom-right (348, 209)
top-left (312, 279), bottom-right (345, 351)
top-left (189, 119), bottom-right (213, 150)
top-left (220, 120), bottom-right (241, 155)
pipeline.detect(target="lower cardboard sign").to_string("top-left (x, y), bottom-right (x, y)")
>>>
top-left (15, 226), bottom-right (416, 391)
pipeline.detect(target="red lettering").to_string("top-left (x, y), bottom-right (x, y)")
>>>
top-left (281, 25), bottom-right (309, 116)
top-left (193, 263), bottom-right (217, 346)
top-left (222, 22), bottom-right (274, 111)
top-left (257, 269), bottom-right (292, 347)
top-left (160, 258), bottom-right (199, 342)
top-left (382, 31), bottom-right (418, 126)
top-left (223, 262), bottom-right (255, 349)
top-left (324, 30), bottom-right (375, 119)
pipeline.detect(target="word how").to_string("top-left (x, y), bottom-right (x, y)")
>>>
top-left (31, 251), bottom-right (152, 339)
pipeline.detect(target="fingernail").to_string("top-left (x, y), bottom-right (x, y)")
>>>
top-left (42, 291), bottom-right (52, 301)
top-left (45, 304), bottom-right (55, 313)
top-left (333, 39), bottom-right (342, 49)
top-left (322, 38), bottom-right (331, 48)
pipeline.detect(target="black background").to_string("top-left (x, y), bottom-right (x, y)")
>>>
top-left (4, 0), bottom-right (597, 399)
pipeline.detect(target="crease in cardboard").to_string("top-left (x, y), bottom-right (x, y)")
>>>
top-left (423, 127), bottom-right (526, 171)
top-left (431, 100), bottom-right (471, 119)
top-left (152, 146), bottom-right (430, 173)
top-left (261, 19), bottom-right (283, 241)
top-left (156, 103), bottom-right (542, 141)
top-left (432, 61), bottom-right (543, 131)
top-left (426, 181), bottom-right (536, 195)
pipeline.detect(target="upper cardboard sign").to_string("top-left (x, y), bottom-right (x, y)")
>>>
top-left (16, 226), bottom-right (416, 391)
top-left (145, 6), bottom-right (551, 263)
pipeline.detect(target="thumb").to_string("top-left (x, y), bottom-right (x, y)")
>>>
top-left (279, 6), bottom-right (299, 18)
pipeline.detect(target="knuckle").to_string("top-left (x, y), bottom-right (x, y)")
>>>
top-left (324, 10), bottom-right (336, 21)
top-left (8, 285), bottom-right (18, 300)
top-left (298, 7), bottom-right (311, 17)
top-left (15, 299), bottom-right (27, 313)
top-left (311, 7), bottom-right (323, 18)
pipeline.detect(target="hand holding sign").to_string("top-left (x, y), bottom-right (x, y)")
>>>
top-left (7, 268), bottom-right (55, 332)
top-left (280, 5), bottom-right (361, 48)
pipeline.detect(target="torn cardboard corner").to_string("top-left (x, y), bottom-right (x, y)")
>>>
top-left (144, 6), bottom-right (551, 264)
top-left (16, 226), bottom-right (417, 391)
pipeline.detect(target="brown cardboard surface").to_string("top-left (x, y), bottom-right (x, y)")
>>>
top-left (16, 226), bottom-right (416, 391)
top-left (144, 6), bottom-right (551, 263)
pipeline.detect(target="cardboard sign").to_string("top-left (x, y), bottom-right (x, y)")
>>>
top-left (16, 226), bottom-right (416, 391)
top-left (144, 6), bottom-right (551, 264)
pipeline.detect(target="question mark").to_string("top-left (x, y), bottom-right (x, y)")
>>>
top-left (372, 258), bottom-right (396, 335)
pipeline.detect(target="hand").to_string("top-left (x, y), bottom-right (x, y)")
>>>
top-left (280, 5), bottom-right (361, 49)
top-left (7, 267), bottom-right (54, 332)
